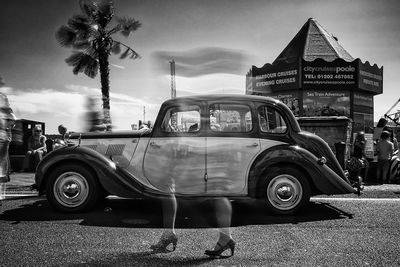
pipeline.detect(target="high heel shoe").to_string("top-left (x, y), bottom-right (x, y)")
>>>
top-left (204, 239), bottom-right (236, 258)
top-left (150, 233), bottom-right (178, 252)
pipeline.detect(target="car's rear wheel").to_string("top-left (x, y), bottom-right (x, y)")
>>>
top-left (258, 166), bottom-right (310, 215)
top-left (46, 164), bottom-right (100, 213)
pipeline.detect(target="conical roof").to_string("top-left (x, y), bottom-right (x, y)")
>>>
top-left (273, 18), bottom-right (354, 64)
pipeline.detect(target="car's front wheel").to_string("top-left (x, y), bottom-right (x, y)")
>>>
top-left (46, 164), bottom-right (101, 213)
top-left (258, 166), bottom-right (310, 215)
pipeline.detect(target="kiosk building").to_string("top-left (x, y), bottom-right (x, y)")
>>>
top-left (246, 18), bottom-right (383, 135)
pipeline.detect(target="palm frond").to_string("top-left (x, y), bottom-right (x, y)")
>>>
top-left (79, 0), bottom-right (97, 19)
top-left (68, 15), bottom-right (98, 40)
top-left (129, 49), bottom-right (140, 59)
top-left (116, 17), bottom-right (141, 37)
top-left (111, 42), bottom-right (121, 54)
top-left (94, 0), bottom-right (114, 28)
top-left (67, 15), bottom-right (90, 30)
top-left (120, 48), bottom-right (129, 59)
top-left (55, 25), bottom-right (77, 47)
top-left (97, 0), bottom-right (114, 19)
top-left (107, 24), bottom-right (121, 36)
top-left (72, 40), bottom-right (92, 50)
top-left (65, 51), bottom-right (98, 78)
top-left (113, 41), bottom-right (140, 59)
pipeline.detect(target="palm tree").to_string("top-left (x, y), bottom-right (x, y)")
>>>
top-left (56, 0), bottom-right (141, 130)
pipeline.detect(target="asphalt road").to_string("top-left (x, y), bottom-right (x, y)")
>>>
top-left (1, 183), bottom-right (400, 267)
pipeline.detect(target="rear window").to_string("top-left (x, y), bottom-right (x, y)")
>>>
top-left (258, 106), bottom-right (287, 133)
top-left (209, 103), bottom-right (252, 132)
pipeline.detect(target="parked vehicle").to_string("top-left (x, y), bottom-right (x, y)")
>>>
top-left (34, 94), bottom-right (359, 214)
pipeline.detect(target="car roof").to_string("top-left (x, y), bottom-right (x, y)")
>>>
top-left (162, 94), bottom-right (280, 105)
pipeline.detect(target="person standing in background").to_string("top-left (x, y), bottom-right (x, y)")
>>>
top-left (0, 93), bottom-right (16, 206)
top-left (352, 131), bottom-right (369, 181)
top-left (23, 125), bottom-right (47, 172)
top-left (376, 131), bottom-right (394, 184)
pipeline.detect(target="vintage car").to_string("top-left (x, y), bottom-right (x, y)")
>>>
top-left (35, 94), bottom-right (359, 214)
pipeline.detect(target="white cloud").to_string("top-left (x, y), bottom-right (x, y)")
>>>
top-left (2, 85), bottom-right (161, 133)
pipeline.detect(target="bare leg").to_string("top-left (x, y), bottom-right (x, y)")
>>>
top-left (161, 194), bottom-right (177, 234)
top-left (382, 161), bottom-right (390, 184)
top-left (205, 197), bottom-right (235, 257)
top-left (150, 178), bottom-right (178, 252)
top-left (214, 198), bottom-right (232, 246)
top-left (0, 183), bottom-right (5, 204)
top-left (377, 161), bottom-right (382, 184)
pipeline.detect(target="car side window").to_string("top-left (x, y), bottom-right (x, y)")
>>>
top-left (209, 104), bottom-right (252, 132)
top-left (161, 105), bottom-right (201, 133)
top-left (258, 106), bottom-right (287, 133)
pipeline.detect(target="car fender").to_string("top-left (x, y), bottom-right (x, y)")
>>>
top-left (35, 145), bottom-right (141, 197)
top-left (248, 145), bottom-right (356, 197)
top-left (35, 145), bottom-right (177, 199)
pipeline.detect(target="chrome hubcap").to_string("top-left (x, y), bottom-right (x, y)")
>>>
top-left (267, 174), bottom-right (303, 211)
top-left (53, 172), bottom-right (89, 208)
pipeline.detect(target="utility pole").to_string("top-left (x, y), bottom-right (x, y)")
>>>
top-left (143, 106), bottom-right (146, 123)
top-left (169, 59), bottom-right (176, 99)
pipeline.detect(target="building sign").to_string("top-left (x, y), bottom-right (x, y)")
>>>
top-left (303, 90), bottom-right (350, 117)
top-left (248, 61), bottom-right (300, 94)
top-left (357, 60), bottom-right (383, 95)
top-left (354, 92), bottom-right (373, 107)
top-left (302, 59), bottom-right (357, 89)
top-left (269, 91), bottom-right (300, 116)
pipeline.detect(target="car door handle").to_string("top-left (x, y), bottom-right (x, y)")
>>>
top-left (150, 141), bottom-right (161, 148)
top-left (247, 142), bottom-right (259, 147)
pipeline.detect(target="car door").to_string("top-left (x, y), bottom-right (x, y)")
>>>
top-left (142, 104), bottom-right (206, 194)
top-left (206, 103), bottom-right (261, 195)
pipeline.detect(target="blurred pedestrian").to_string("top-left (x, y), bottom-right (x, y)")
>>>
top-left (351, 131), bottom-right (369, 181)
top-left (85, 96), bottom-right (106, 132)
top-left (150, 115), bottom-right (235, 258)
top-left (376, 131), bottom-right (394, 184)
top-left (204, 198), bottom-right (235, 258)
top-left (23, 126), bottom-right (47, 172)
top-left (0, 93), bottom-right (16, 205)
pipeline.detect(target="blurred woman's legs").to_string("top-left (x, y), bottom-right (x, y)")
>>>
top-left (161, 194), bottom-right (177, 235)
top-left (205, 198), bottom-right (235, 258)
top-left (150, 193), bottom-right (178, 252)
top-left (0, 140), bottom-right (11, 205)
top-left (214, 197), bottom-right (232, 245)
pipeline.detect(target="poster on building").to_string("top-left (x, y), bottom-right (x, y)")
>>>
top-left (302, 59), bottom-right (357, 89)
top-left (354, 92), bottom-right (373, 107)
top-left (353, 112), bottom-right (374, 133)
top-left (357, 60), bottom-right (383, 94)
top-left (303, 90), bottom-right (350, 117)
top-left (248, 61), bottom-right (300, 94)
top-left (353, 132), bottom-right (374, 159)
top-left (269, 91), bottom-right (300, 116)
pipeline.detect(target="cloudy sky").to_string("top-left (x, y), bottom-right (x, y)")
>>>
top-left (1, 0), bottom-right (399, 133)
